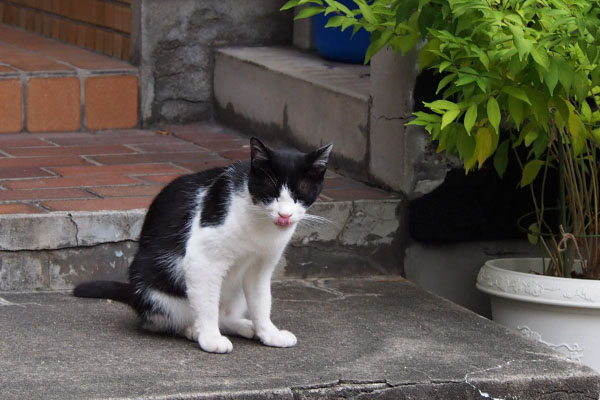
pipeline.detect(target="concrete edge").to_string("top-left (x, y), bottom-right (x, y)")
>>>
top-left (215, 47), bottom-right (370, 102)
top-left (0, 199), bottom-right (406, 290)
top-left (0, 209), bottom-right (146, 251)
top-left (0, 200), bottom-right (403, 252)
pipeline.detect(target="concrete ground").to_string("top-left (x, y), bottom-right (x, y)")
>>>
top-left (2, 278), bottom-right (598, 399)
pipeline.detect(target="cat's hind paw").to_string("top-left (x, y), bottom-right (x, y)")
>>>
top-left (221, 318), bottom-right (255, 339)
top-left (258, 329), bottom-right (297, 348)
top-left (183, 326), bottom-right (198, 342)
top-left (198, 333), bottom-right (233, 354)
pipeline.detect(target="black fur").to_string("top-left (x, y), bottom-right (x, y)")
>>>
top-left (73, 280), bottom-right (130, 303)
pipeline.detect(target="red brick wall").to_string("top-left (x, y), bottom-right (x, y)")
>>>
top-left (0, 0), bottom-right (132, 61)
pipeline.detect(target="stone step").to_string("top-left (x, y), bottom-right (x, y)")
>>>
top-left (0, 24), bottom-right (138, 133)
top-left (214, 46), bottom-right (372, 184)
top-left (0, 123), bottom-right (403, 291)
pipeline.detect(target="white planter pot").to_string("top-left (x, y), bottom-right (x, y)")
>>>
top-left (477, 258), bottom-right (600, 372)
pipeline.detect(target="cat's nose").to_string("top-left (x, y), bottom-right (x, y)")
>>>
top-left (278, 212), bottom-right (292, 218)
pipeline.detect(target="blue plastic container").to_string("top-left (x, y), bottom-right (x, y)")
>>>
top-left (312, 0), bottom-right (371, 64)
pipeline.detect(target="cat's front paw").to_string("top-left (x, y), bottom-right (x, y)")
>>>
top-left (198, 333), bottom-right (233, 354)
top-left (258, 329), bottom-right (297, 348)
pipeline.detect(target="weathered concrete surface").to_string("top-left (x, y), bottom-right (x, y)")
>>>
top-left (0, 210), bottom-right (145, 251)
top-left (284, 200), bottom-right (406, 278)
top-left (0, 200), bottom-right (405, 290)
top-left (133, 0), bottom-right (292, 125)
top-left (214, 46), bottom-right (372, 185)
top-left (0, 241), bottom-right (136, 291)
top-left (2, 278), bottom-right (598, 399)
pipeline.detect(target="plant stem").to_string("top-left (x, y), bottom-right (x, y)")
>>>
top-left (558, 129), bottom-right (568, 278)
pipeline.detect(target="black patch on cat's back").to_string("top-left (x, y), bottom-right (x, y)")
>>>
top-left (200, 162), bottom-right (249, 227)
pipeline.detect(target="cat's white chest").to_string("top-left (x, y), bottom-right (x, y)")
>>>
top-left (188, 190), bottom-right (296, 266)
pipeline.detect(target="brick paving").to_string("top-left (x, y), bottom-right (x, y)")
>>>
top-left (0, 123), bottom-right (398, 214)
top-left (0, 23), bottom-right (137, 133)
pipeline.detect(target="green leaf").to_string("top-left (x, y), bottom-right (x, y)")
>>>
top-left (479, 51), bottom-right (490, 70)
top-left (508, 96), bottom-right (525, 128)
top-left (524, 127), bottom-right (538, 147)
top-left (573, 71), bottom-right (590, 101)
top-left (281, 0), bottom-right (302, 11)
top-left (364, 29), bottom-right (393, 63)
top-left (295, 6), bottom-right (324, 19)
top-left (464, 104), bottom-right (478, 134)
top-left (544, 58), bottom-right (559, 95)
top-left (525, 88), bottom-right (550, 128)
top-left (531, 134), bottom-right (549, 160)
top-left (591, 65), bottom-right (600, 86)
top-left (552, 95), bottom-right (570, 126)
top-left (508, 25), bottom-right (532, 61)
top-left (530, 47), bottom-right (549, 71)
top-left (581, 101), bottom-right (593, 121)
top-left (501, 86), bottom-right (531, 105)
top-left (436, 73), bottom-right (456, 94)
top-left (438, 61), bottom-right (452, 73)
top-left (355, 0), bottom-right (378, 25)
top-left (418, 38), bottom-right (441, 69)
top-left (330, 0), bottom-right (353, 16)
top-left (475, 126), bottom-right (493, 168)
top-left (425, 99), bottom-right (459, 112)
top-left (456, 130), bottom-right (476, 161)
top-left (568, 110), bottom-right (582, 138)
top-left (514, 121), bottom-right (537, 147)
top-left (521, 159), bottom-right (544, 187)
top-left (441, 109), bottom-right (461, 130)
top-left (324, 15), bottom-right (345, 28)
top-left (454, 74), bottom-right (477, 86)
top-left (527, 222), bottom-right (540, 245)
top-left (556, 58), bottom-right (574, 93)
top-left (493, 140), bottom-right (510, 178)
top-left (487, 97), bottom-right (501, 134)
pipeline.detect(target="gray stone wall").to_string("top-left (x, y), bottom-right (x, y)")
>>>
top-left (133, 0), bottom-right (293, 126)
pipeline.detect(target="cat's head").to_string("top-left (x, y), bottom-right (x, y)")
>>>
top-left (248, 137), bottom-right (333, 229)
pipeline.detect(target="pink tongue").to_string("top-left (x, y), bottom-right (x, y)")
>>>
top-left (277, 216), bottom-right (291, 226)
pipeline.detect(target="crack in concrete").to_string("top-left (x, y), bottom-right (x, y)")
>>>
top-left (277, 279), bottom-right (383, 303)
top-left (375, 114), bottom-right (407, 122)
top-left (291, 379), bottom-right (392, 398)
top-left (463, 361), bottom-right (514, 400)
top-left (0, 296), bottom-right (54, 308)
top-left (334, 201), bottom-right (355, 243)
top-left (67, 212), bottom-right (80, 247)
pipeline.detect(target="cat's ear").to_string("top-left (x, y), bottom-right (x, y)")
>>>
top-left (250, 137), bottom-right (271, 167)
top-left (308, 143), bottom-right (333, 176)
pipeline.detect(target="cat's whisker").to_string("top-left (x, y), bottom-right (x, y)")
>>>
top-left (301, 214), bottom-right (335, 226)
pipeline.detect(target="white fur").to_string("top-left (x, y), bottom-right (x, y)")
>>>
top-left (147, 185), bottom-right (304, 353)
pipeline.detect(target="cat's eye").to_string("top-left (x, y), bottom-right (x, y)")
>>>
top-left (298, 180), bottom-right (310, 193)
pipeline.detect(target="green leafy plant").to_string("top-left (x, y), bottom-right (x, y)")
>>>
top-left (282, 0), bottom-right (600, 278)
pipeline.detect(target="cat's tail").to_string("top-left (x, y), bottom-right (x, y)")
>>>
top-left (73, 280), bottom-right (131, 304)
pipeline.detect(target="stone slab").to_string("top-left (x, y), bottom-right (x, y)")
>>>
top-left (0, 241), bottom-right (136, 291)
top-left (0, 210), bottom-right (145, 251)
top-left (0, 200), bottom-right (405, 290)
top-left (1, 278), bottom-right (598, 399)
top-left (214, 46), bottom-right (372, 183)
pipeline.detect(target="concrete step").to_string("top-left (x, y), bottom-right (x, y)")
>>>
top-left (214, 46), bottom-right (372, 184)
top-left (2, 278), bottom-right (598, 399)
top-left (0, 123), bottom-right (403, 291)
top-left (0, 24), bottom-right (138, 133)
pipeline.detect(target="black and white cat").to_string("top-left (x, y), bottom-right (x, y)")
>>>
top-left (74, 137), bottom-right (333, 353)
